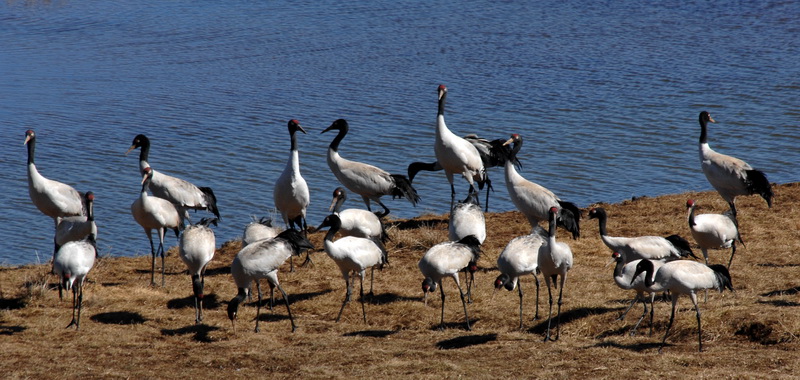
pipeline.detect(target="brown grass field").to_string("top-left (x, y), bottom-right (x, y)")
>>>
top-left (2, 184), bottom-right (799, 379)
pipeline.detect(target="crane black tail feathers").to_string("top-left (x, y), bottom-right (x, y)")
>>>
top-left (709, 264), bottom-right (734, 292)
top-left (664, 234), bottom-right (697, 259)
top-left (390, 174), bottom-right (421, 206)
top-left (745, 169), bottom-right (773, 208)
top-left (378, 219), bottom-right (391, 244)
top-left (456, 235), bottom-right (482, 262)
top-left (199, 186), bottom-right (221, 221)
top-left (557, 201), bottom-right (582, 239)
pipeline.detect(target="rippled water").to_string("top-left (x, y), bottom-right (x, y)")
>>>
top-left (1, 1), bottom-right (798, 265)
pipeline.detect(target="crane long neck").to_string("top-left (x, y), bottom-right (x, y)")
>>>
top-left (26, 136), bottom-right (35, 165)
top-left (290, 130), bottom-right (300, 152)
top-left (141, 178), bottom-right (151, 196)
top-left (332, 197), bottom-right (344, 214)
top-left (613, 258), bottom-right (624, 279)
top-left (509, 139), bottom-right (522, 161)
top-left (438, 91), bottom-right (446, 116)
top-left (139, 139), bottom-right (151, 163)
top-left (324, 227), bottom-right (338, 242)
top-left (328, 128), bottom-right (347, 152)
top-left (688, 206), bottom-right (696, 227)
top-left (87, 201), bottom-right (94, 222)
top-left (699, 118), bottom-right (708, 145)
top-left (548, 214), bottom-right (557, 240)
top-left (639, 260), bottom-right (655, 288)
top-left (596, 213), bottom-right (608, 236)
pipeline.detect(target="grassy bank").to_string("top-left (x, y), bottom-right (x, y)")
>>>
top-left (1, 184), bottom-right (798, 379)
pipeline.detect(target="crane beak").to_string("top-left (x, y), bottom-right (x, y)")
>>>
top-left (328, 197), bottom-right (338, 212)
top-left (23, 135), bottom-right (32, 145)
top-left (604, 257), bottom-right (615, 268)
top-left (708, 116), bottom-right (716, 123)
top-left (423, 291), bottom-right (428, 306)
top-left (297, 125), bottom-right (307, 134)
top-left (125, 145), bottom-right (136, 155)
top-left (502, 137), bottom-right (514, 147)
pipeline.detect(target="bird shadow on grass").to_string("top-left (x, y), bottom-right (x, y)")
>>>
top-left (133, 269), bottom-right (183, 277)
top-left (593, 340), bottom-right (665, 352)
top-left (90, 311), bottom-right (147, 325)
top-left (343, 330), bottom-right (397, 338)
top-left (429, 318), bottom-right (481, 332)
top-left (757, 299), bottom-right (799, 307)
top-left (526, 306), bottom-right (617, 335)
top-left (204, 266), bottom-right (231, 277)
top-left (161, 324), bottom-right (221, 343)
top-left (0, 296), bottom-right (26, 310)
top-left (387, 218), bottom-right (447, 231)
top-left (760, 286), bottom-right (800, 297)
top-left (255, 313), bottom-right (291, 323)
top-left (436, 333), bottom-right (497, 350)
top-left (0, 323), bottom-right (26, 335)
top-left (167, 293), bottom-right (222, 310)
top-left (288, 289), bottom-right (333, 304)
top-left (363, 292), bottom-right (421, 305)
top-left (756, 263), bottom-right (800, 268)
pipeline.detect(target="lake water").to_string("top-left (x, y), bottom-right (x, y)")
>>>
top-left (1, 1), bottom-right (798, 266)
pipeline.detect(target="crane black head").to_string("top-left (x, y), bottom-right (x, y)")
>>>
top-left (699, 111), bottom-right (715, 125)
top-left (288, 119), bottom-right (307, 135)
top-left (494, 274), bottom-right (514, 291)
top-left (322, 119), bottom-right (348, 134)
top-left (587, 207), bottom-right (606, 220)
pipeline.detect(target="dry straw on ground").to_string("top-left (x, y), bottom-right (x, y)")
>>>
top-left (1, 184), bottom-right (798, 379)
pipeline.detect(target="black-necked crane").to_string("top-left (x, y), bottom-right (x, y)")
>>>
top-left (179, 217), bottom-right (217, 324)
top-left (328, 187), bottom-right (388, 244)
top-left (274, 119), bottom-right (311, 270)
top-left (502, 134), bottom-right (581, 239)
top-left (610, 252), bottom-right (665, 336)
top-left (274, 119), bottom-right (310, 232)
top-left (53, 232), bottom-right (97, 329)
top-left (24, 130), bottom-right (86, 228)
top-left (686, 199), bottom-right (743, 269)
top-left (408, 131), bottom-right (521, 212)
top-left (321, 119), bottom-right (420, 217)
top-left (242, 216), bottom-right (280, 246)
top-left (493, 226), bottom-right (548, 330)
top-left (126, 134), bottom-right (221, 221)
top-left (587, 207), bottom-right (694, 263)
top-left (317, 214), bottom-right (387, 324)
top-left (539, 207), bottom-right (573, 341)
top-left (418, 235), bottom-right (481, 331)
top-left (449, 192), bottom-right (486, 244)
top-left (427, 84), bottom-right (487, 211)
top-left (698, 111), bottom-right (773, 218)
top-left (131, 167), bottom-right (185, 287)
top-left (227, 229), bottom-right (313, 333)
top-left (55, 191), bottom-right (97, 254)
top-left (632, 258), bottom-right (733, 352)
top-left (241, 216), bottom-right (281, 303)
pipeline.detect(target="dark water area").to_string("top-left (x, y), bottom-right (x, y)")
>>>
top-left (1, 1), bottom-right (798, 265)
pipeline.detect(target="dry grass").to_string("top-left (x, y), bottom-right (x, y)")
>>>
top-left (1, 184), bottom-right (799, 379)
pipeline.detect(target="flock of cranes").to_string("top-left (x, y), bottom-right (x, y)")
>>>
top-left (24, 85), bottom-right (773, 353)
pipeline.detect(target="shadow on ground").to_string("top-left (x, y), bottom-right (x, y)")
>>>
top-left (436, 333), bottom-right (497, 349)
top-left (161, 324), bottom-right (221, 343)
top-left (90, 311), bottom-right (147, 325)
